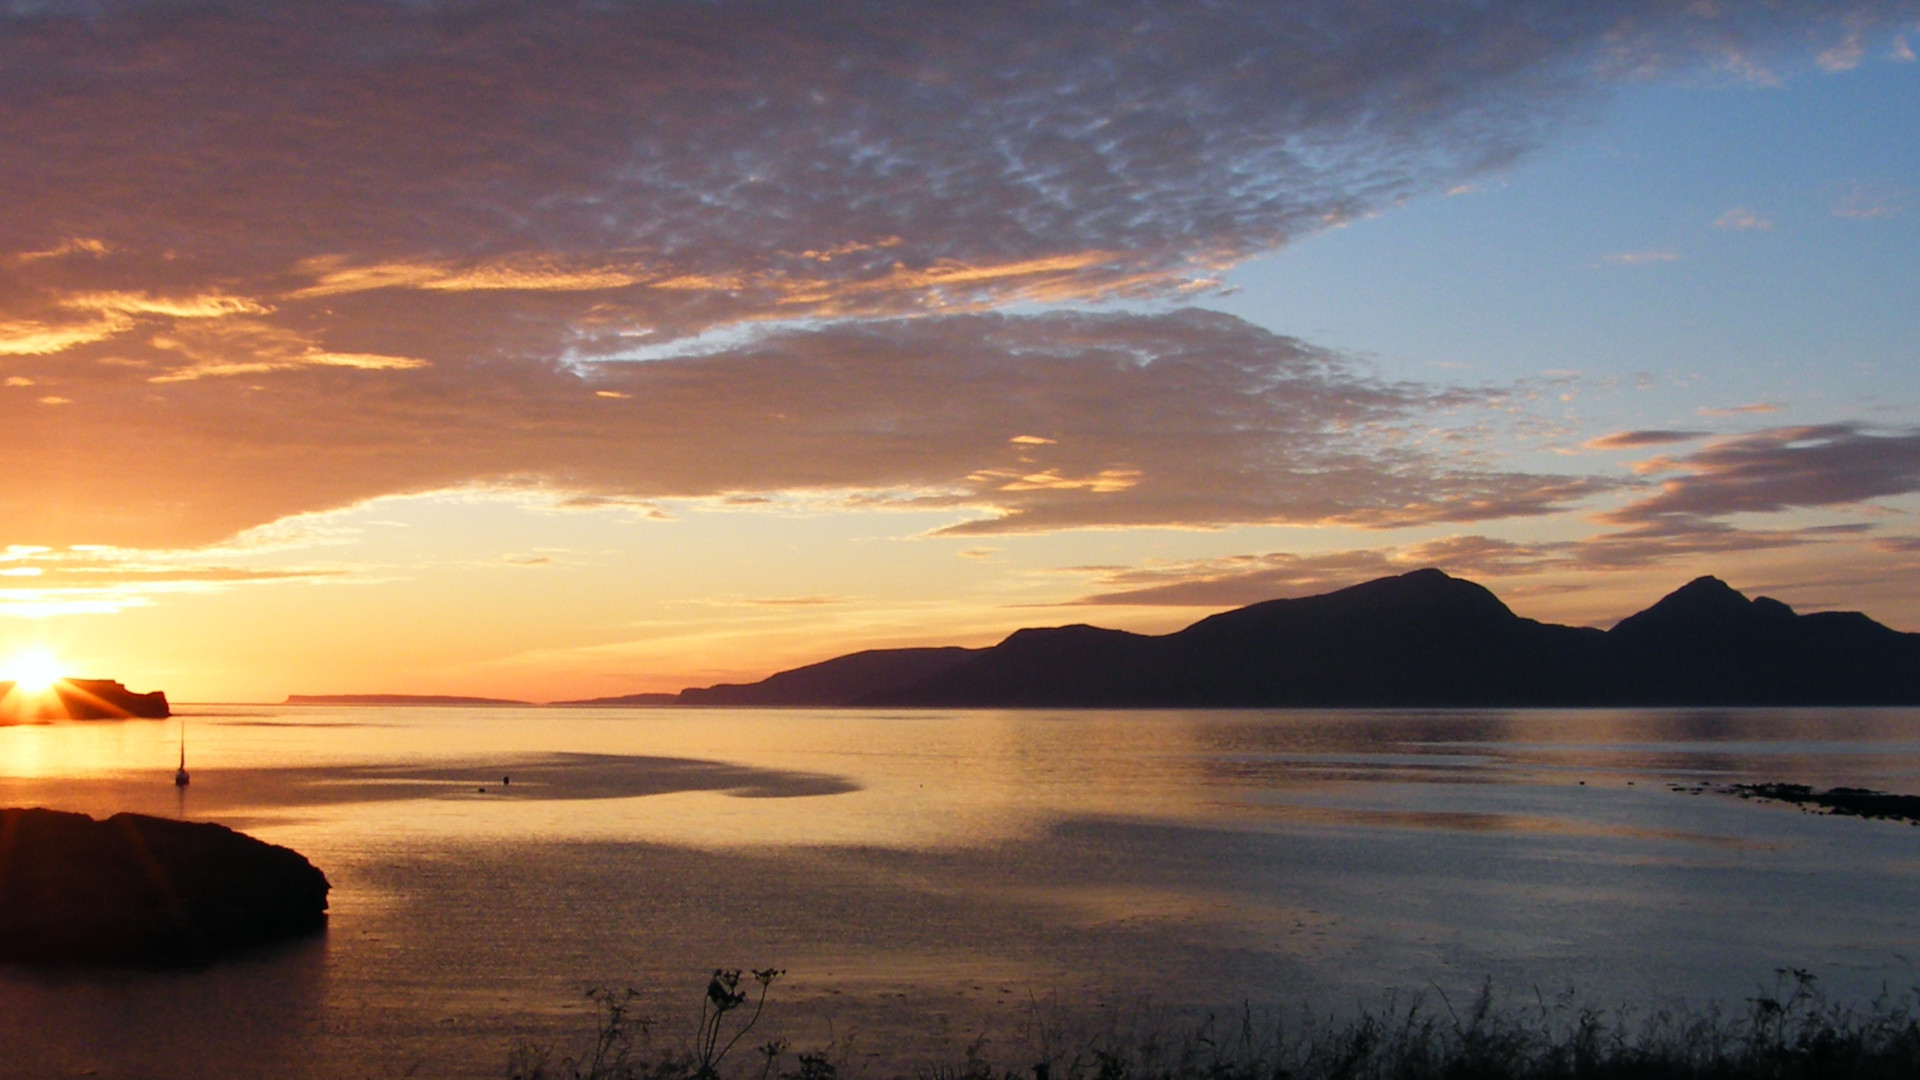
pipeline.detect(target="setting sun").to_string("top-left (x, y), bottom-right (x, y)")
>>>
top-left (0, 650), bottom-right (65, 693)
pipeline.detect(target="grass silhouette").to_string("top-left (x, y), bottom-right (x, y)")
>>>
top-left (508, 968), bottom-right (1920, 1080)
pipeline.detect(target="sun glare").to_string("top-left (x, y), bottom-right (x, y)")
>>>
top-left (1, 650), bottom-right (65, 694)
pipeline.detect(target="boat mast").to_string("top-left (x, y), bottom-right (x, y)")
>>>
top-left (174, 716), bottom-right (190, 787)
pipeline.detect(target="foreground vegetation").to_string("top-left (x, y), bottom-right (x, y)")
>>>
top-left (506, 968), bottom-right (1920, 1080)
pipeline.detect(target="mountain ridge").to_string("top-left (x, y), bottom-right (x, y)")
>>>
top-left (636, 570), bottom-right (1920, 708)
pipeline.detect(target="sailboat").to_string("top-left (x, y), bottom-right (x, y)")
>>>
top-left (174, 717), bottom-right (190, 787)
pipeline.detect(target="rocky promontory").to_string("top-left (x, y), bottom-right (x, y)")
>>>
top-left (0, 807), bottom-right (330, 965)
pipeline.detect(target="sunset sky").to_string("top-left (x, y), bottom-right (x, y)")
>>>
top-left (3, 1), bottom-right (1918, 702)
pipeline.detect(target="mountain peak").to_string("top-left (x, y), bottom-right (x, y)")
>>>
top-left (1325, 567), bottom-right (1512, 618)
top-left (1177, 567), bottom-right (1517, 646)
top-left (1656, 575), bottom-right (1751, 612)
top-left (1610, 575), bottom-right (1799, 640)
top-left (1675, 574), bottom-right (1740, 595)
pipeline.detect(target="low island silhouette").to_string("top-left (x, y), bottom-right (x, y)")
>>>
top-left (0, 678), bottom-right (169, 722)
top-left (283, 693), bottom-right (531, 706)
top-left (559, 570), bottom-right (1920, 708)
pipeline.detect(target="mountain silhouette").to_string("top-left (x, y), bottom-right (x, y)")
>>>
top-left (1601, 576), bottom-right (1920, 704)
top-left (677, 647), bottom-right (980, 706)
top-left (655, 570), bottom-right (1920, 707)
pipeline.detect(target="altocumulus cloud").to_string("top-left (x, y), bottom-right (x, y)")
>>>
top-left (3, 0), bottom-right (1907, 346)
top-left (1, 1), bottom-right (1913, 552)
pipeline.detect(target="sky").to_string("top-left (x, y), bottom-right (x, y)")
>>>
top-left (1, 1), bottom-right (1917, 702)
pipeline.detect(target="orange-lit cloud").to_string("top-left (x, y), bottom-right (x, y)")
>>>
top-left (0, 289), bottom-right (268, 357)
top-left (66, 291), bottom-right (267, 319)
top-left (290, 256), bottom-right (649, 298)
top-left (8, 238), bottom-right (110, 263)
top-left (146, 320), bottom-right (427, 382)
top-left (0, 316), bottom-right (130, 356)
top-left (0, 544), bottom-right (343, 618)
top-left (0, 310), bottom-right (1610, 549)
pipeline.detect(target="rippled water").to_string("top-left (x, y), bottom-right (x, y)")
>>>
top-left (2, 706), bottom-right (1918, 1078)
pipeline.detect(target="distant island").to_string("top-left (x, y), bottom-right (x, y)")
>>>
top-left (283, 693), bottom-right (530, 706)
top-left (596, 570), bottom-right (1920, 708)
top-left (0, 679), bottom-right (170, 722)
top-left (551, 692), bottom-right (683, 706)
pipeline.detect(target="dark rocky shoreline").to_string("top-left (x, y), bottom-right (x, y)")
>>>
top-left (1726, 783), bottom-right (1920, 825)
top-left (0, 807), bottom-right (329, 966)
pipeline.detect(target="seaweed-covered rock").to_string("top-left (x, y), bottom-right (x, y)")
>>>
top-left (0, 807), bottom-right (329, 965)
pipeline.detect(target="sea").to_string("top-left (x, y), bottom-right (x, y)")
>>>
top-left (1, 705), bottom-right (1917, 1079)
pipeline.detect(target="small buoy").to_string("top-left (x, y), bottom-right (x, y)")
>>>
top-left (502, 775), bottom-right (510, 786)
top-left (476, 786), bottom-right (487, 793)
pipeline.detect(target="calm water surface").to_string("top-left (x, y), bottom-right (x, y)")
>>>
top-left (2, 706), bottom-right (1917, 1078)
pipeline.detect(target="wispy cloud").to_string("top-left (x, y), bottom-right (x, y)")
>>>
top-left (289, 256), bottom-right (649, 299)
top-left (146, 320), bottom-right (428, 382)
top-left (0, 316), bottom-right (130, 356)
top-left (7, 238), bottom-right (109, 264)
top-left (1070, 535), bottom-right (1563, 607)
top-left (1602, 424), bottom-right (1920, 528)
top-left (1584, 429), bottom-right (1710, 450)
top-left (1713, 207), bottom-right (1772, 230)
top-left (1831, 181), bottom-right (1909, 220)
top-left (0, 289), bottom-right (268, 356)
top-left (66, 291), bottom-right (268, 319)
top-left (1600, 250), bottom-right (1681, 266)
top-left (1817, 28), bottom-right (1869, 71)
top-left (0, 545), bottom-right (343, 618)
top-left (1698, 402), bottom-right (1780, 416)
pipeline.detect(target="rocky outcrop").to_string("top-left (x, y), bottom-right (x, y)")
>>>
top-left (0, 807), bottom-right (329, 966)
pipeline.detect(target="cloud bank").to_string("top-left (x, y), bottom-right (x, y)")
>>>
top-left (0, 310), bottom-right (1606, 547)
